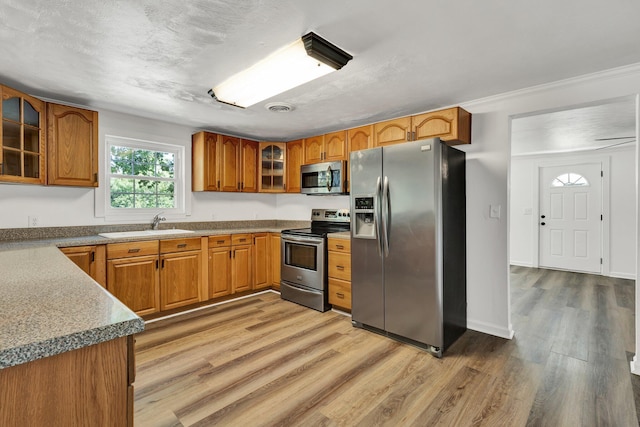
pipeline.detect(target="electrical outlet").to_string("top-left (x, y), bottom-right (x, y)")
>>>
top-left (28, 216), bottom-right (39, 227)
top-left (489, 205), bottom-right (501, 219)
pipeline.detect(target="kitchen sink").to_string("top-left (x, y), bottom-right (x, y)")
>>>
top-left (98, 229), bottom-right (195, 239)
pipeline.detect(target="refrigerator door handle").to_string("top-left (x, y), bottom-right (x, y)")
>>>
top-left (376, 176), bottom-right (383, 257)
top-left (382, 176), bottom-right (390, 257)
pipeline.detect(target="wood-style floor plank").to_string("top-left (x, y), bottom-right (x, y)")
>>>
top-left (134, 268), bottom-right (639, 426)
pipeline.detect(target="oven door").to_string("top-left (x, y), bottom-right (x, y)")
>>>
top-left (281, 234), bottom-right (325, 290)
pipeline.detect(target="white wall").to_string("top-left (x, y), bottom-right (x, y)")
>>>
top-left (510, 147), bottom-right (636, 278)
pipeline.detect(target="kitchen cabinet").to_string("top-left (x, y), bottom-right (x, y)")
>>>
top-left (253, 232), bottom-right (269, 290)
top-left (0, 84), bottom-right (46, 184)
top-left (192, 132), bottom-right (258, 192)
top-left (46, 103), bottom-right (99, 187)
top-left (0, 335), bottom-right (135, 427)
top-left (106, 240), bottom-right (160, 316)
top-left (159, 237), bottom-right (202, 311)
top-left (240, 138), bottom-right (259, 192)
top-left (374, 116), bottom-right (412, 147)
top-left (192, 131), bottom-right (219, 191)
top-left (286, 139), bottom-right (304, 193)
top-left (303, 131), bottom-right (348, 164)
top-left (412, 106), bottom-right (471, 145)
top-left (232, 234), bottom-right (253, 293)
top-left (348, 125), bottom-right (374, 152)
top-left (208, 235), bottom-right (232, 299)
top-left (374, 107), bottom-right (471, 147)
top-left (328, 237), bottom-right (351, 311)
top-left (60, 245), bottom-right (106, 287)
top-left (258, 142), bottom-right (286, 192)
top-left (270, 233), bottom-right (281, 289)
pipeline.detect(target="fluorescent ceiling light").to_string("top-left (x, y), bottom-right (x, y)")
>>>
top-left (209, 32), bottom-right (352, 109)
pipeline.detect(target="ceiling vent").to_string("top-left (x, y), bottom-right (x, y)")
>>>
top-left (266, 102), bottom-right (294, 113)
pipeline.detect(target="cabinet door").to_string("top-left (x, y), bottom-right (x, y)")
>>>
top-left (160, 251), bottom-right (202, 311)
top-left (270, 233), bottom-right (281, 289)
top-left (286, 139), bottom-right (304, 193)
top-left (412, 107), bottom-right (471, 145)
top-left (253, 233), bottom-right (269, 290)
top-left (303, 135), bottom-right (324, 164)
top-left (47, 103), bottom-right (99, 187)
top-left (348, 125), bottom-right (374, 152)
top-left (258, 142), bottom-right (286, 193)
top-left (0, 85), bottom-right (46, 184)
top-left (324, 131), bottom-right (348, 161)
top-left (107, 255), bottom-right (160, 316)
top-left (192, 131), bottom-right (219, 191)
top-left (208, 247), bottom-right (232, 298)
top-left (329, 277), bottom-right (351, 310)
top-left (219, 135), bottom-right (240, 192)
top-left (240, 139), bottom-right (258, 192)
top-left (60, 245), bottom-right (106, 287)
top-left (232, 244), bottom-right (252, 293)
top-left (374, 117), bottom-right (412, 147)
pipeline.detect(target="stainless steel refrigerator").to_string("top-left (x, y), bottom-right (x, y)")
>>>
top-left (350, 138), bottom-right (466, 357)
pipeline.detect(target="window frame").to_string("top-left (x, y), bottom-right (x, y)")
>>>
top-left (103, 135), bottom-right (186, 220)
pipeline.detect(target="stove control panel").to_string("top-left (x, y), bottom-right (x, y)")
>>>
top-left (311, 208), bottom-right (350, 222)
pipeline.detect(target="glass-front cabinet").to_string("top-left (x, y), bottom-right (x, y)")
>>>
top-left (258, 142), bottom-right (286, 192)
top-left (0, 85), bottom-right (45, 184)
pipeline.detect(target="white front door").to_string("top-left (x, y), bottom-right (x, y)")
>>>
top-left (539, 163), bottom-right (602, 273)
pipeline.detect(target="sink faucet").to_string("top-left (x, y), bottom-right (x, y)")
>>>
top-left (151, 212), bottom-right (166, 230)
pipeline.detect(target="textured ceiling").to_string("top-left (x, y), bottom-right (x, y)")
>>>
top-left (1, 0), bottom-right (640, 141)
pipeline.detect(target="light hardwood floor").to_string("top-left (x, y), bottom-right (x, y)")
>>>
top-left (134, 267), bottom-right (638, 426)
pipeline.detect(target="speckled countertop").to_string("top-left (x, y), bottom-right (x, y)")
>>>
top-left (0, 246), bottom-right (144, 369)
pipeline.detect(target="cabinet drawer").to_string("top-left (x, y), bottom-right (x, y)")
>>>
top-left (232, 234), bottom-right (251, 246)
top-left (160, 237), bottom-right (202, 254)
top-left (107, 240), bottom-right (159, 259)
top-left (327, 237), bottom-right (350, 253)
top-left (328, 251), bottom-right (351, 281)
top-left (208, 235), bottom-right (231, 248)
top-left (329, 277), bottom-right (351, 310)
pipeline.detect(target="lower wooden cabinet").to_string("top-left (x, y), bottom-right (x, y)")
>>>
top-left (232, 234), bottom-right (253, 293)
top-left (60, 245), bottom-right (106, 287)
top-left (159, 237), bottom-right (202, 311)
top-left (253, 233), bottom-right (269, 290)
top-left (107, 253), bottom-right (160, 316)
top-left (208, 245), bottom-right (232, 299)
top-left (269, 233), bottom-right (281, 290)
top-left (328, 237), bottom-right (352, 311)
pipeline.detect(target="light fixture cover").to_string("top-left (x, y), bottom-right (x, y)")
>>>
top-left (210, 32), bottom-right (352, 108)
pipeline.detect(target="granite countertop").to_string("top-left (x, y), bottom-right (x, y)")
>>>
top-left (0, 246), bottom-right (144, 369)
top-left (327, 231), bottom-right (351, 240)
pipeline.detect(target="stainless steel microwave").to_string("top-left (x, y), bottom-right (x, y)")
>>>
top-left (300, 161), bottom-right (348, 195)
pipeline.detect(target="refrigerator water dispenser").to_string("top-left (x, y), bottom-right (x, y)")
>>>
top-left (353, 196), bottom-right (376, 239)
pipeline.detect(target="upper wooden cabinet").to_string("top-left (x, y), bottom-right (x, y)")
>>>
top-left (47, 103), bottom-right (99, 187)
top-left (192, 131), bottom-right (258, 193)
top-left (258, 142), bottom-right (286, 193)
top-left (303, 132), bottom-right (348, 164)
top-left (0, 85), bottom-right (46, 184)
top-left (348, 125), bottom-right (374, 153)
top-left (412, 107), bottom-right (471, 145)
top-left (286, 139), bottom-right (304, 193)
top-left (374, 117), bottom-right (412, 147)
top-left (192, 131), bottom-right (219, 191)
top-left (374, 107), bottom-right (471, 147)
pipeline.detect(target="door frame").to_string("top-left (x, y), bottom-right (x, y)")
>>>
top-left (531, 155), bottom-right (610, 275)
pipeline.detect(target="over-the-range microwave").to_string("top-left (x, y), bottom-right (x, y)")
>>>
top-left (300, 161), bottom-right (348, 195)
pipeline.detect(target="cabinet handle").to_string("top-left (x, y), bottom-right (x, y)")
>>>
top-left (217, 240), bottom-right (225, 244)
top-left (155, 260), bottom-right (159, 269)
top-left (128, 248), bottom-right (141, 253)
top-left (239, 238), bottom-right (246, 242)
top-left (237, 183), bottom-right (240, 190)
top-left (336, 292), bottom-right (345, 299)
top-left (337, 265), bottom-right (345, 270)
top-left (284, 183), bottom-right (286, 190)
top-left (177, 243), bottom-right (187, 248)
top-left (161, 259), bottom-right (165, 268)
top-left (336, 245), bottom-right (344, 249)
top-left (217, 180), bottom-right (220, 189)
top-left (90, 251), bottom-right (95, 262)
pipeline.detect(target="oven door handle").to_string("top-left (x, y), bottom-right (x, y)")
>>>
top-left (282, 235), bottom-right (324, 246)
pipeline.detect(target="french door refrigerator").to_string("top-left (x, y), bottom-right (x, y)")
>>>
top-left (350, 138), bottom-right (466, 357)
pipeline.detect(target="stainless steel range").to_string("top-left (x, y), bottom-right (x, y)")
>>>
top-left (281, 208), bottom-right (350, 312)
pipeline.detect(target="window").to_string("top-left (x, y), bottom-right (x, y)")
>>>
top-left (551, 172), bottom-right (589, 187)
top-left (105, 136), bottom-right (185, 216)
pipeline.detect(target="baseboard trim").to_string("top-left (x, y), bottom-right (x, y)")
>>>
top-left (631, 356), bottom-right (640, 376)
top-left (467, 318), bottom-right (514, 339)
top-left (509, 261), bottom-right (533, 267)
top-left (609, 271), bottom-right (636, 280)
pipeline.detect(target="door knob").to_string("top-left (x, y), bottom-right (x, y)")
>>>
top-left (541, 215), bottom-right (546, 219)
top-left (541, 222), bottom-right (546, 226)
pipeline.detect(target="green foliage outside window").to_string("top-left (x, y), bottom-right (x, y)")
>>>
top-left (109, 145), bottom-right (176, 209)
